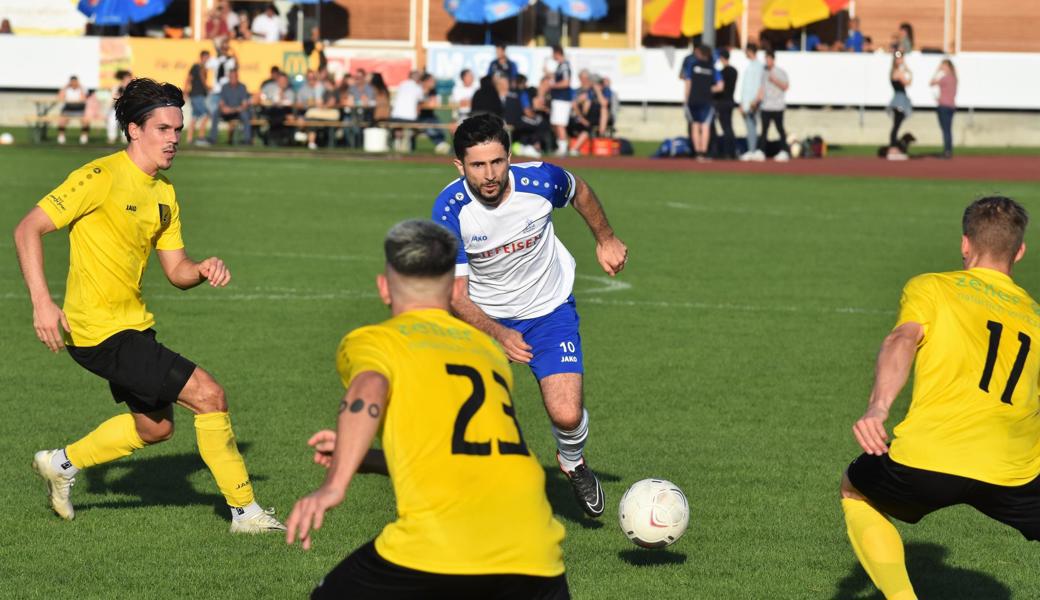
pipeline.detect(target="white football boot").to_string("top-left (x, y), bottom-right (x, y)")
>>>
top-left (32, 449), bottom-right (76, 520)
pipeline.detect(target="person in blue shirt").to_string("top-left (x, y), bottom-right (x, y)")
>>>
top-left (680, 45), bottom-right (722, 160)
top-left (845, 17), bottom-right (864, 52)
top-left (487, 43), bottom-right (519, 86)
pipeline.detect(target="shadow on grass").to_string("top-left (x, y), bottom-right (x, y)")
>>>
top-left (76, 443), bottom-right (264, 517)
top-left (617, 549), bottom-right (687, 566)
top-left (831, 542), bottom-right (1010, 600)
top-left (543, 465), bottom-right (621, 530)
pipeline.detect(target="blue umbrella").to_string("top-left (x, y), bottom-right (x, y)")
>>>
top-left (78, 0), bottom-right (174, 26)
top-left (444, 0), bottom-right (529, 24)
top-left (540, 0), bottom-right (607, 20)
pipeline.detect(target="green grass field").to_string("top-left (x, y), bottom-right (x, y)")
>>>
top-left (1, 145), bottom-right (1038, 599)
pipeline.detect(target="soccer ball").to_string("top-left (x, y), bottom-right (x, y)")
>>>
top-left (0, 132), bottom-right (13, 146)
top-left (618, 478), bottom-right (689, 549)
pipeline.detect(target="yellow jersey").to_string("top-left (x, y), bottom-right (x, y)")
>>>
top-left (335, 308), bottom-right (565, 576)
top-left (37, 150), bottom-right (183, 347)
top-left (890, 268), bottom-right (1040, 486)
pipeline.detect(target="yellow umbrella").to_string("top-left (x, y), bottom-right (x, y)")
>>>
top-left (761, 0), bottom-right (844, 29)
top-left (643, 0), bottom-right (743, 39)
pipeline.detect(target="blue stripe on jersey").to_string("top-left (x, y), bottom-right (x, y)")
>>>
top-left (510, 162), bottom-right (575, 208)
top-left (432, 178), bottom-right (471, 266)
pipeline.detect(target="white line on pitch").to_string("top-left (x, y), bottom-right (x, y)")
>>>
top-left (580, 296), bottom-right (890, 316)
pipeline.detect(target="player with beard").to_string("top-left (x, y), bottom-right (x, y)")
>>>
top-left (431, 113), bottom-right (628, 518)
top-left (14, 78), bottom-right (285, 533)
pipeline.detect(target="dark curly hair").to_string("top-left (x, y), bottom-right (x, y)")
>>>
top-left (453, 113), bottom-right (511, 160)
top-left (114, 78), bottom-right (184, 142)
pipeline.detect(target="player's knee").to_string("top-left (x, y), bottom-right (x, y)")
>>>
top-left (137, 419), bottom-right (175, 444)
top-left (196, 381), bottom-right (228, 413)
top-left (840, 471), bottom-right (864, 500)
top-left (552, 406), bottom-right (583, 431)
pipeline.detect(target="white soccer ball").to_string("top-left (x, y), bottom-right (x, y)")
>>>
top-left (618, 478), bottom-right (689, 549)
top-left (0, 132), bottom-right (13, 145)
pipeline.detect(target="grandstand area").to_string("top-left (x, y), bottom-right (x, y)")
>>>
top-left (2, 1), bottom-right (1040, 599)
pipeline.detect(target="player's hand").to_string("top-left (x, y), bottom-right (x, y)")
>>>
top-left (285, 484), bottom-right (346, 550)
top-left (496, 328), bottom-right (533, 363)
top-left (198, 257), bottom-right (231, 287)
top-left (596, 236), bottom-right (628, 276)
top-left (852, 406), bottom-right (890, 456)
top-left (308, 429), bottom-right (337, 468)
top-left (32, 299), bottom-right (70, 353)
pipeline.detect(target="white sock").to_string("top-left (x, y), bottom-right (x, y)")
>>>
top-left (557, 139), bottom-right (568, 151)
top-left (51, 448), bottom-right (79, 477)
top-left (553, 408), bottom-right (589, 472)
top-left (230, 501), bottom-right (262, 521)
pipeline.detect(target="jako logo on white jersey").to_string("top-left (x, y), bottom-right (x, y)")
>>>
top-left (470, 234), bottom-right (488, 242)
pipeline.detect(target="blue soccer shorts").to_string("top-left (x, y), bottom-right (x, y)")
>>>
top-left (497, 296), bottom-right (583, 381)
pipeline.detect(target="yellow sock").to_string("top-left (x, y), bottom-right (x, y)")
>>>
top-left (194, 412), bottom-right (254, 507)
top-left (842, 498), bottom-right (917, 600)
top-left (65, 413), bottom-right (146, 469)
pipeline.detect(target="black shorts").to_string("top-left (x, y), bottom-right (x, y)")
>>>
top-left (311, 540), bottom-right (570, 600)
top-left (847, 452), bottom-right (1040, 541)
top-left (68, 329), bottom-right (196, 414)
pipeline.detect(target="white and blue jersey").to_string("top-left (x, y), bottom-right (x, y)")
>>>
top-left (432, 162), bottom-right (578, 321)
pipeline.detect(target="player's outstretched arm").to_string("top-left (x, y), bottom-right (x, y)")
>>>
top-left (570, 177), bottom-right (628, 276)
top-left (157, 248), bottom-right (231, 290)
top-left (853, 322), bottom-right (923, 456)
top-left (14, 207), bottom-right (69, 353)
top-left (451, 276), bottom-right (533, 363)
top-left (286, 371), bottom-right (389, 550)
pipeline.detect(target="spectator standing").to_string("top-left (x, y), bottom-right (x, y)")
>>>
top-left (896, 22), bottom-right (913, 54)
top-left (487, 44), bottom-right (519, 86)
top-left (713, 49), bottom-right (738, 159)
top-left (106, 70), bottom-right (133, 144)
top-left (184, 51), bottom-right (210, 144)
top-left (548, 45), bottom-right (574, 157)
top-left (209, 69), bottom-right (252, 145)
top-left (451, 69), bottom-right (479, 121)
top-left (56, 75), bottom-right (90, 145)
top-left (680, 45), bottom-right (722, 161)
top-left (757, 50), bottom-right (790, 161)
top-left (251, 4), bottom-right (285, 42)
top-left (205, 39), bottom-right (236, 120)
top-left (739, 43), bottom-right (764, 161)
top-left (846, 17), bottom-right (864, 52)
top-left (887, 51), bottom-right (912, 157)
top-left (930, 58), bottom-right (957, 159)
top-left (204, 8), bottom-right (229, 39)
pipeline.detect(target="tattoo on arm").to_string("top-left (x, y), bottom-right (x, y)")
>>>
top-left (340, 397), bottom-right (381, 419)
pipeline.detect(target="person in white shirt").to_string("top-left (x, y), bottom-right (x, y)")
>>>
top-left (738, 43), bottom-right (764, 161)
top-left (390, 73), bottom-right (424, 121)
top-left (431, 114), bottom-right (629, 519)
top-left (251, 5), bottom-right (284, 43)
top-left (390, 73), bottom-right (449, 153)
top-left (451, 69), bottom-right (480, 121)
